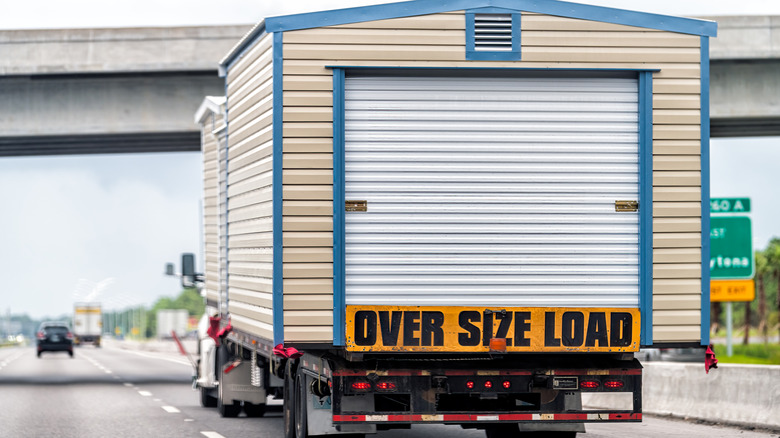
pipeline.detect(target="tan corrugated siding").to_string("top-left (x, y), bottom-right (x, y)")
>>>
top-left (201, 111), bottom-right (221, 307)
top-left (225, 32), bottom-right (275, 341)
top-left (279, 11), bottom-right (704, 343)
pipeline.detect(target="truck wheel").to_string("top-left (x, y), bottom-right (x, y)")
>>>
top-left (283, 361), bottom-right (297, 438)
top-left (200, 387), bottom-right (217, 408)
top-left (217, 385), bottom-right (241, 417)
top-left (243, 401), bottom-right (266, 418)
top-left (484, 424), bottom-right (521, 438)
top-left (294, 370), bottom-right (308, 437)
top-left (216, 346), bottom-right (241, 418)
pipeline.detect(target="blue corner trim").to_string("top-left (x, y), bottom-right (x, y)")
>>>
top-left (222, 21), bottom-right (268, 76)
top-left (700, 36), bottom-right (711, 346)
top-left (272, 32), bottom-right (284, 347)
top-left (638, 71), bottom-right (654, 346)
top-left (466, 9), bottom-right (521, 61)
top-left (332, 68), bottom-right (347, 346)
top-left (265, 0), bottom-right (716, 37)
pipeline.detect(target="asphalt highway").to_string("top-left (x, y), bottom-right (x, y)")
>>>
top-left (0, 343), bottom-right (775, 438)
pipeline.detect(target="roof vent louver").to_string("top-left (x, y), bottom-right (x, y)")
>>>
top-left (474, 14), bottom-right (513, 52)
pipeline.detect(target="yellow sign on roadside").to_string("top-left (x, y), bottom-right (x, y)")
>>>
top-left (711, 279), bottom-right (755, 302)
top-left (345, 306), bottom-right (640, 353)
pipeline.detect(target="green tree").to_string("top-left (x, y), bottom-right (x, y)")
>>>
top-left (755, 251), bottom-right (769, 343)
top-left (765, 238), bottom-right (780, 340)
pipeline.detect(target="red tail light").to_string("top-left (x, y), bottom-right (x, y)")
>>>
top-left (466, 381), bottom-right (475, 390)
top-left (502, 380), bottom-right (511, 389)
top-left (36, 332), bottom-right (45, 340)
top-left (484, 380), bottom-right (493, 389)
top-left (66, 332), bottom-right (74, 340)
top-left (604, 380), bottom-right (624, 389)
top-left (351, 381), bottom-right (372, 391)
top-left (375, 381), bottom-right (397, 392)
top-left (581, 381), bottom-right (600, 389)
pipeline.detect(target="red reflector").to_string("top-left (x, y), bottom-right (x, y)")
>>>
top-left (484, 380), bottom-right (493, 389)
top-left (581, 381), bottom-right (600, 389)
top-left (351, 381), bottom-right (372, 391)
top-left (466, 381), bottom-right (475, 390)
top-left (604, 380), bottom-right (624, 389)
top-left (375, 381), bottom-right (397, 391)
top-left (502, 380), bottom-right (511, 389)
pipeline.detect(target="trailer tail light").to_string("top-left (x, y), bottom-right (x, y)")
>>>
top-left (581, 381), bottom-right (600, 389)
top-left (375, 381), bottom-right (397, 392)
top-left (465, 380), bottom-right (475, 390)
top-left (484, 380), bottom-right (493, 389)
top-left (502, 380), bottom-right (511, 389)
top-left (604, 380), bottom-right (624, 389)
top-left (351, 381), bottom-right (372, 392)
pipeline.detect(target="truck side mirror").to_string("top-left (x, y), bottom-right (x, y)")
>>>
top-left (181, 253), bottom-right (196, 288)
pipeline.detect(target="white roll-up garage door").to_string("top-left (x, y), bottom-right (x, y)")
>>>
top-left (344, 74), bottom-right (639, 308)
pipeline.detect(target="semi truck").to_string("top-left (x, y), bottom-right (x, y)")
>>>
top-left (73, 302), bottom-right (101, 347)
top-left (191, 1), bottom-right (717, 436)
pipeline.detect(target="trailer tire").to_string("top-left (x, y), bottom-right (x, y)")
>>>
top-left (283, 361), bottom-right (297, 438)
top-left (294, 369), bottom-right (308, 437)
top-left (200, 387), bottom-right (217, 408)
top-left (243, 401), bottom-right (266, 418)
top-left (216, 345), bottom-right (241, 418)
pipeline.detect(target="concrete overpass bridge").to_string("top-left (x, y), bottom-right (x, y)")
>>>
top-left (0, 16), bottom-right (777, 157)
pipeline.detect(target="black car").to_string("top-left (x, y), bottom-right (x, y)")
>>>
top-left (36, 322), bottom-right (74, 358)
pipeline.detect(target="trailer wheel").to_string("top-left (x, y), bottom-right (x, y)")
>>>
top-left (216, 346), bottom-right (241, 418)
top-left (283, 361), bottom-right (297, 438)
top-left (294, 369), bottom-right (308, 437)
top-left (243, 401), bottom-right (266, 418)
top-left (200, 387), bottom-right (217, 408)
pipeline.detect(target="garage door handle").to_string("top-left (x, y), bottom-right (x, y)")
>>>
top-left (615, 200), bottom-right (639, 212)
top-left (346, 200), bottom-right (367, 212)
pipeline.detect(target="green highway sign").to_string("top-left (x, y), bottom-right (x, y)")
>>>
top-left (710, 216), bottom-right (754, 279)
top-left (711, 198), bottom-right (751, 213)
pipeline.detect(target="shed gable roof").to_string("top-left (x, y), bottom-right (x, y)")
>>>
top-left (265, 0), bottom-right (717, 36)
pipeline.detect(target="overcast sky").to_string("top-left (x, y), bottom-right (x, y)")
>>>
top-left (1, 0), bottom-right (777, 319)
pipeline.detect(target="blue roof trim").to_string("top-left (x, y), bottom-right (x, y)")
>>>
top-left (272, 32), bottom-right (285, 347)
top-left (639, 71), bottom-right (653, 346)
top-left (220, 21), bottom-right (268, 75)
top-left (265, 0), bottom-right (716, 37)
top-left (332, 68), bottom-right (347, 347)
top-left (700, 36), bottom-right (711, 347)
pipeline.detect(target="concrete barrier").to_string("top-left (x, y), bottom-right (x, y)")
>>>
top-left (586, 362), bottom-right (780, 430)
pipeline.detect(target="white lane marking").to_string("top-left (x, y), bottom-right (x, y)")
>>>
top-left (138, 391), bottom-right (152, 397)
top-left (184, 419), bottom-right (194, 422)
top-left (201, 433), bottom-right (226, 438)
top-left (153, 399), bottom-right (162, 402)
top-left (162, 406), bottom-right (181, 413)
top-left (123, 383), bottom-right (133, 387)
top-left (107, 347), bottom-right (191, 367)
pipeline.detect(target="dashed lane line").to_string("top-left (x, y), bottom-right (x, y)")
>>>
top-left (200, 432), bottom-right (226, 438)
top-left (162, 406), bottom-right (181, 413)
top-left (138, 391), bottom-right (152, 397)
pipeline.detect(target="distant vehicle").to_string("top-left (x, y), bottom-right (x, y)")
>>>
top-left (73, 302), bottom-right (102, 347)
top-left (36, 322), bottom-right (74, 358)
top-left (157, 309), bottom-right (188, 339)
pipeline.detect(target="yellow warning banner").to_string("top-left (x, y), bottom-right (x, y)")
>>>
top-left (345, 306), bottom-right (640, 353)
top-left (711, 279), bottom-right (755, 302)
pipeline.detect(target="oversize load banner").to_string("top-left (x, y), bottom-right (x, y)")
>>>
top-left (345, 306), bottom-right (641, 353)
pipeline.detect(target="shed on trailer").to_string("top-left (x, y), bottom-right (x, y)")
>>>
top-left (208, 0), bottom-right (716, 351)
